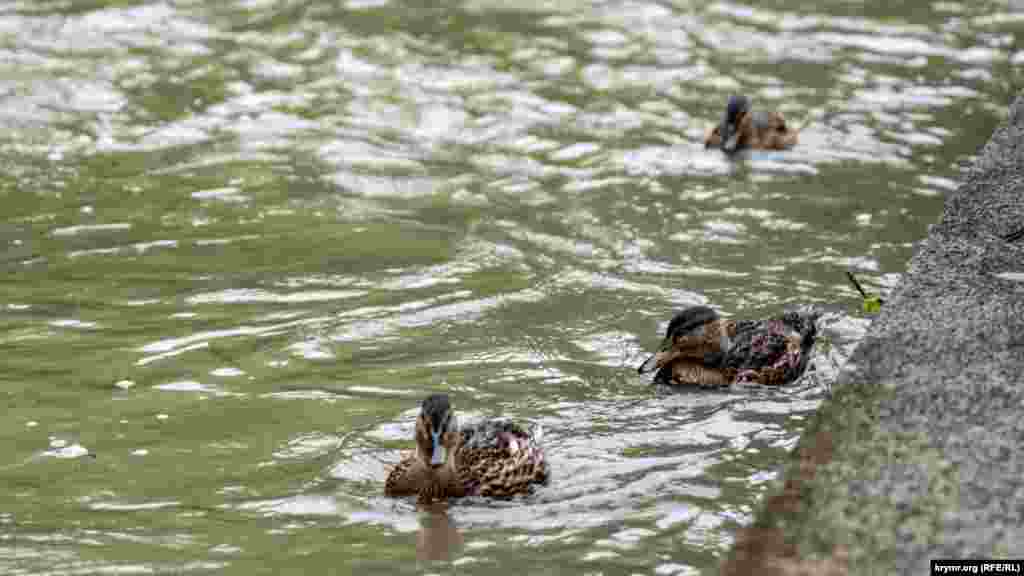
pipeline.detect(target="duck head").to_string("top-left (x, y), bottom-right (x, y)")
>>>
top-left (718, 95), bottom-right (750, 153)
top-left (637, 305), bottom-right (721, 374)
top-left (416, 394), bottom-right (458, 469)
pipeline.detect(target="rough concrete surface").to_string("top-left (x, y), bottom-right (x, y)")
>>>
top-left (721, 94), bottom-right (1024, 575)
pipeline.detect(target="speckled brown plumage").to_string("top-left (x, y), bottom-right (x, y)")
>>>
top-left (385, 395), bottom-right (548, 504)
top-left (723, 312), bottom-right (816, 386)
top-left (385, 454), bottom-right (461, 503)
top-left (666, 360), bottom-right (734, 388)
top-left (454, 420), bottom-right (548, 498)
top-left (704, 95), bottom-right (799, 153)
top-left (667, 318), bottom-right (738, 362)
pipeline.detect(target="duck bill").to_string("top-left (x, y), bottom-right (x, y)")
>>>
top-left (637, 353), bottom-right (660, 374)
top-left (637, 341), bottom-right (678, 374)
top-left (429, 432), bottom-right (447, 468)
top-left (721, 123), bottom-right (741, 153)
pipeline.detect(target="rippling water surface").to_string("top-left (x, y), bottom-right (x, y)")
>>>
top-left (0, 0), bottom-right (1017, 574)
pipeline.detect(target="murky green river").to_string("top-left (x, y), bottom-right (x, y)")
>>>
top-left (1, 0), bottom-right (1018, 574)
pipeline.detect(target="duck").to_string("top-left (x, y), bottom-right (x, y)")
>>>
top-left (637, 305), bottom-right (817, 388)
top-left (385, 394), bottom-right (549, 504)
top-left (704, 95), bottom-right (799, 153)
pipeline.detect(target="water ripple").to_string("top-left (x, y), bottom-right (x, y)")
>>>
top-left (0, 0), bottom-right (1010, 573)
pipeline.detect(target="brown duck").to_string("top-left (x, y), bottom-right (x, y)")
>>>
top-left (637, 305), bottom-right (817, 387)
top-left (385, 394), bottom-right (549, 504)
top-left (704, 95), bottom-right (799, 153)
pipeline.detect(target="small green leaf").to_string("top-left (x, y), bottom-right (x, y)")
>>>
top-left (862, 296), bottom-right (883, 314)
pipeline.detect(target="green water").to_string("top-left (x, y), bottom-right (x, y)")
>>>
top-left (0, 0), bottom-right (1017, 574)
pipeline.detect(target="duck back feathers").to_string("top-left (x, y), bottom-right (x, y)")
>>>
top-left (456, 420), bottom-right (548, 498)
top-left (722, 311), bottom-right (817, 386)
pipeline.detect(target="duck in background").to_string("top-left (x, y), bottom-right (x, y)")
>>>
top-left (705, 95), bottom-right (799, 153)
top-left (638, 305), bottom-right (818, 388)
top-left (385, 394), bottom-right (548, 504)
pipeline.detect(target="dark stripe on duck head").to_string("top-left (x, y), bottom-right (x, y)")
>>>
top-left (420, 394), bottom-right (452, 468)
top-left (665, 306), bottom-right (720, 339)
top-left (720, 94), bottom-right (750, 153)
top-left (421, 394), bottom-right (451, 433)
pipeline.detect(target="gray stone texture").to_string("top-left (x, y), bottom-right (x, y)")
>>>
top-left (725, 94), bottom-right (1024, 574)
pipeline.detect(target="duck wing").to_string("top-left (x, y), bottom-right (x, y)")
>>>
top-left (723, 314), bottom-right (817, 385)
top-left (454, 420), bottom-right (548, 498)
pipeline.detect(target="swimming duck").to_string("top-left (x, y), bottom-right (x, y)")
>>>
top-left (637, 305), bottom-right (817, 387)
top-left (385, 394), bottom-right (549, 504)
top-left (704, 95), bottom-right (799, 153)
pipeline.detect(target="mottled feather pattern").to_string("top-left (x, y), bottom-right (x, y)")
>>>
top-left (386, 451), bottom-right (460, 503)
top-left (456, 420), bottom-right (548, 498)
top-left (458, 420), bottom-right (530, 451)
top-left (657, 360), bottom-right (733, 388)
top-left (384, 456), bottom-right (413, 496)
top-left (724, 312), bottom-right (817, 386)
top-left (669, 318), bottom-right (735, 364)
top-left (653, 318), bottom-right (737, 387)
